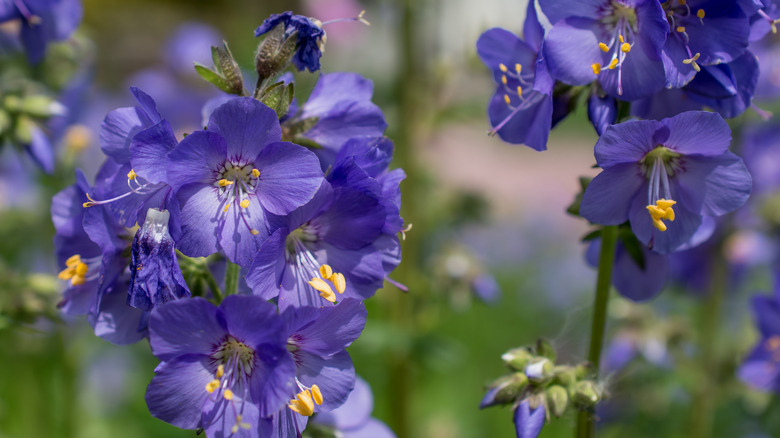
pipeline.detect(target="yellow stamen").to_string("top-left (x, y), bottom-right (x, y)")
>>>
top-left (656, 199), bottom-right (676, 210)
top-left (206, 379), bottom-right (220, 393)
top-left (515, 63), bottom-right (522, 74)
top-left (66, 254), bottom-right (81, 266)
top-left (223, 389), bottom-right (234, 400)
top-left (71, 276), bottom-right (86, 286)
top-left (696, 9), bottom-right (705, 19)
top-left (652, 217), bottom-right (667, 232)
top-left (501, 75), bottom-right (508, 85)
top-left (516, 86), bottom-right (523, 98)
top-left (216, 364), bottom-right (225, 378)
top-left (224, 204), bottom-right (230, 212)
top-left (504, 94), bottom-right (511, 105)
top-left (311, 385), bottom-right (323, 405)
top-left (83, 193), bottom-right (97, 208)
top-left (646, 205), bottom-right (666, 220)
top-left (250, 229), bottom-right (260, 235)
top-left (309, 278), bottom-right (336, 303)
top-left (499, 63), bottom-right (508, 73)
top-left (75, 262), bottom-right (88, 277)
top-left (621, 42), bottom-right (631, 53)
top-left (678, 0), bottom-right (686, 5)
top-left (251, 168), bottom-right (260, 178)
top-left (218, 179), bottom-right (233, 187)
top-left (676, 26), bottom-right (686, 33)
top-left (598, 42), bottom-right (609, 52)
top-left (240, 199), bottom-right (250, 209)
top-left (127, 169), bottom-right (138, 180)
top-left (619, 35), bottom-right (624, 43)
top-left (319, 264), bottom-right (333, 280)
top-left (592, 63), bottom-right (602, 75)
top-left (288, 390), bottom-right (315, 416)
top-left (608, 58), bottom-right (619, 70)
top-left (332, 273), bottom-right (346, 294)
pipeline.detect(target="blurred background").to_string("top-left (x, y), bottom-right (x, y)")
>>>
top-left (1, 0), bottom-right (778, 437)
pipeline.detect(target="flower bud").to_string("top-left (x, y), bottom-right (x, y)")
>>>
top-left (546, 385), bottom-right (569, 417)
top-left (572, 381), bottom-right (601, 408)
top-left (480, 373), bottom-right (529, 409)
top-left (525, 358), bottom-right (554, 383)
top-left (536, 338), bottom-right (557, 362)
top-left (254, 23), bottom-right (298, 85)
top-left (502, 347), bottom-right (534, 371)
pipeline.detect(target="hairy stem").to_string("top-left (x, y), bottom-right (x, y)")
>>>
top-left (223, 261), bottom-right (240, 299)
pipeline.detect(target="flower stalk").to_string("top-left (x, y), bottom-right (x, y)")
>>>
top-left (224, 261), bottom-right (240, 298)
top-left (576, 224), bottom-right (618, 438)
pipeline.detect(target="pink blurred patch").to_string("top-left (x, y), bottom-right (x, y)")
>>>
top-left (303, 0), bottom-right (367, 44)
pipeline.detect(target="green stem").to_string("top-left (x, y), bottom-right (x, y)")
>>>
top-left (689, 251), bottom-right (726, 438)
top-left (576, 225), bottom-right (618, 438)
top-left (224, 261), bottom-right (240, 298)
top-left (203, 268), bottom-right (224, 304)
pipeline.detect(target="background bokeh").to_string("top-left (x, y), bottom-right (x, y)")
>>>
top-left (1, 1), bottom-right (777, 437)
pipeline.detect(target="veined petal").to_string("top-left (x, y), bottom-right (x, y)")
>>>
top-left (487, 88), bottom-right (552, 151)
top-left (301, 73), bottom-right (375, 117)
top-left (220, 295), bottom-right (286, 348)
top-left (206, 97), bottom-right (282, 160)
top-left (130, 120), bottom-right (178, 185)
top-left (674, 153), bottom-right (751, 216)
top-left (167, 131), bottom-right (227, 190)
top-left (293, 299), bottom-right (367, 356)
top-left (245, 228), bottom-right (289, 301)
top-left (580, 163), bottom-right (643, 225)
top-left (148, 297), bottom-right (226, 361)
top-left (175, 183), bottom-right (222, 258)
top-left (539, 0), bottom-right (605, 24)
top-left (145, 354), bottom-right (213, 429)
top-left (254, 142), bottom-right (323, 216)
top-left (476, 28), bottom-right (537, 82)
top-left (542, 17), bottom-right (603, 86)
top-left (594, 119), bottom-right (662, 166)
top-left (661, 112), bottom-right (732, 156)
top-left (294, 350), bottom-right (356, 411)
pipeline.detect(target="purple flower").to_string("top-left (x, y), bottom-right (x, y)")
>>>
top-left (145, 295), bottom-right (296, 436)
top-left (127, 208), bottom-right (190, 311)
top-left (245, 180), bottom-right (388, 310)
top-left (268, 298), bottom-right (366, 435)
top-left (312, 376), bottom-right (395, 438)
top-left (476, 1), bottom-right (555, 150)
top-left (254, 11), bottom-right (325, 72)
top-left (580, 111), bottom-right (752, 254)
top-left (738, 290), bottom-right (780, 393)
top-left (293, 72), bottom-right (387, 168)
top-left (540, 0), bottom-right (669, 100)
top-left (660, 0), bottom-right (751, 88)
top-left (52, 170), bottom-right (147, 344)
top-left (0, 0), bottom-right (83, 63)
top-left (166, 97), bottom-right (324, 266)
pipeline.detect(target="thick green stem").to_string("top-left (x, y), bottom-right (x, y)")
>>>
top-left (689, 251), bottom-right (726, 438)
top-left (204, 268), bottom-right (224, 304)
top-left (576, 225), bottom-right (618, 438)
top-left (224, 261), bottom-right (240, 298)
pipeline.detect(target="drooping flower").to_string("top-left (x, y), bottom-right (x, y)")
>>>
top-left (127, 208), bottom-right (190, 311)
top-left (514, 399), bottom-right (546, 438)
top-left (145, 295), bottom-right (296, 437)
top-left (539, 0), bottom-right (669, 100)
top-left (579, 111), bottom-right (752, 254)
top-left (476, 0), bottom-right (556, 150)
top-left (254, 11), bottom-right (326, 73)
top-left (166, 96), bottom-right (324, 266)
top-left (0, 0), bottom-right (83, 63)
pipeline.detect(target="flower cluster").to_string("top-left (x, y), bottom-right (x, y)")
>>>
top-left (51, 10), bottom-right (402, 437)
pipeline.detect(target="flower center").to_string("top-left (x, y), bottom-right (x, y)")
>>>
top-left (641, 146), bottom-right (682, 232)
top-left (663, 0), bottom-right (706, 72)
top-left (205, 337), bottom-right (256, 433)
top-left (592, 2), bottom-right (639, 95)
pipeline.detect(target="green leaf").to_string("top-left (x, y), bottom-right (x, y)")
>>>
top-left (194, 63), bottom-right (232, 94)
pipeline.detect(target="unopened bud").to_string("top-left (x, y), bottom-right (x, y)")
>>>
top-left (214, 42), bottom-right (244, 94)
top-left (502, 347), bottom-right (534, 371)
top-left (546, 385), bottom-right (569, 417)
top-left (479, 373), bottom-right (528, 408)
top-left (552, 366), bottom-right (578, 387)
top-left (572, 381), bottom-right (600, 408)
top-left (20, 95), bottom-right (66, 118)
top-left (525, 358), bottom-right (554, 383)
top-left (254, 23), bottom-right (298, 83)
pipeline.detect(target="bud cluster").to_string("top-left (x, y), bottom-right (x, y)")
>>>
top-left (481, 339), bottom-right (604, 437)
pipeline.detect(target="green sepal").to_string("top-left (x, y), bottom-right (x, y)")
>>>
top-left (572, 381), bottom-right (601, 408)
top-left (194, 63), bottom-right (232, 94)
top-left (502, 347), bottom-right (534, 372)
top-left (260, 81), bottom-right (294, 119)
top-left (14, 115), bottom-right (35, 144)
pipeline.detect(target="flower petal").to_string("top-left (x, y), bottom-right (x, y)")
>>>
top-left (206, 97), bottom-right (282, 160)
top-left (580, 163), bottom-right (644, 225)
top-left (145, 354), bottom-right (213, 429)
top-left (661, 111), bottom-right (732, 156)
top-left (674, 153), bottom-right (751, 216)
top-left (148, 297), bottom-right (226, 361)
